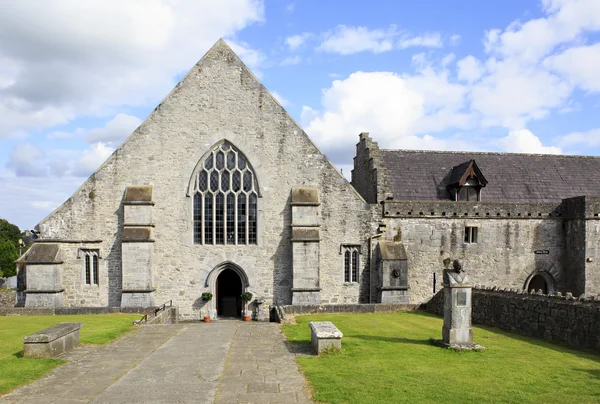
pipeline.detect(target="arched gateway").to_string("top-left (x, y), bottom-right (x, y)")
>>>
top-left (204, 262), bottom-right (250, 319)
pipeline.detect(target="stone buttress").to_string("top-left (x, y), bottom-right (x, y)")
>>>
top-left (290, 187), bottom-right (321, 304)
top-left (22, 243), bottom-right (64, 308)
top-left (121, 186), bottom-right (155, 307)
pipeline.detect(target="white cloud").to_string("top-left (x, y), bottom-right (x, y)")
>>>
top-left (497, 129), bottom-right (562, 154)
top-left (556, 128), bottom-right (600, 148)
top-left (5, 113), bottom-right (139, 178)
top-left (302, 71), bottom-right (475, 161)
top-left (457, 55), bottom-right (484, 83)
top-left (544, 43), bottom-right (600, 92)
top-left (271, 91), bottom-right (290, 107)
top-left (470, 59), bottom-right (572, 128)
top-left (0, 175), bottom-right (84, 230)
top-left (73, 142), bottom-right (114, 177)
top-left (397, 33), bottom-right (443, 49)
top-left (0, 0), bottom-right (264, 136)
top-left (285, 32), bottom-right (312, 51)
top-left (316, 25), bottom-right (444, 55)
top-left (317, 25), bottom-right (397, 55)
top-left (86, 113), bottom-right (141, 144)
top-left (449, 34), bottom-right (461, 46)
top-left (6, 143), bottom-right (46, 177)
top-left (484, 0), bottom-right (600, 62)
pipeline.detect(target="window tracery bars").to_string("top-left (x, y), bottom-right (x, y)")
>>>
top-left (351, 250), bottom-right (358, 282)
top-left (192, 141), bottom-right (258, 245)
top-left (85, 255), bottom-right (91, 284)
top-left (92, 255), bottom-right (99, 285)
top-left (83, 251), bottom-right (99, 285)
top-left (342, 246), bottom-right (360, 283)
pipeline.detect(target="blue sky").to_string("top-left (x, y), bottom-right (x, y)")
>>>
top-left (1, 0), bottom-right (599, 230)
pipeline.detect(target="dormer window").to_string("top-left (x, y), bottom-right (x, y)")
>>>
top-left (447, 160), bottom-right (488, 202)
top-left (457, 176), bottom-right (481, 201)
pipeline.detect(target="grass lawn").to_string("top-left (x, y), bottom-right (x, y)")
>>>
top-left (283, 312), bottom-right (600, 404)
top-left (0, 314), bottom-right (140, 395)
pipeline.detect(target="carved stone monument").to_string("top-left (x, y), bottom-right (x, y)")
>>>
top-left (436, 259), bottom-right (485, 350)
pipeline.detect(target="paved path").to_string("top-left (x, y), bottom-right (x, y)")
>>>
top-left (1, 322), bottom-right (312, 404)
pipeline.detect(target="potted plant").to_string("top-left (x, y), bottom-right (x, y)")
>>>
top-left (241, 291), bottom-right (253, 321)
top-left (201, 292), bottom-right (213, 322)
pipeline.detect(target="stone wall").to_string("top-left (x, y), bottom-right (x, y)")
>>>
top-left (32, 40), bottom-right (378, 318)
top-left (0, 291), bottom-right (15, 309)
top-left (380, 202), bottom-right (565, 304)
top-left (426, 287), bottom-right (600, 352)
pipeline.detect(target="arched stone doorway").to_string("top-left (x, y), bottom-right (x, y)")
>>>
top-left (525, 271), bottom-right (555, 294)
top-left (216, 268), bottom-right (242, 317)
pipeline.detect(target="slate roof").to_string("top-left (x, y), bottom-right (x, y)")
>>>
top-left (23, 244), bottom-right (61, 264)
top-left (381, 150), bottom-right (600, 203)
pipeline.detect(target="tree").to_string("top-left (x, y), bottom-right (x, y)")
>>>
top-left (0, 239), bottom-right (18, 277)
top-left (0, 219), bottom-right (21, 246)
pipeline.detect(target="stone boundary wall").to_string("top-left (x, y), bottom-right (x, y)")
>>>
top-left (425, 287), bottom-right (600, 352)
top-left (0, 291), bottom-right (16, 310)
top-left (271, 303), bottom-right (419, 323)
top-left (0, 306), bottom-right (155, 316)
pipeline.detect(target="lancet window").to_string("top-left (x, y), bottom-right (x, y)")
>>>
top-left (192, 141), bottom-right (258, 245)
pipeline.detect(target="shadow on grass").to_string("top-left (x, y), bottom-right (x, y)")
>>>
top-left (352, 334), bottom-right (432, 346)
top-left (573, 368), bottom-right (600, 380)
top-left (475, 324), bottom-right (600, 363)
top-left (12, 350), bottom-right (23, 359)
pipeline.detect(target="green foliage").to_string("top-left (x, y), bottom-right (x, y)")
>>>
top-left (0, 314), bottom-right (140, 394)
top-left (201, 292), bottom-right (213, 301)
top-left (0, 218), bottom-right (21, 246)
top-left (283, 312), bottom-right (600, 404)
top-left (0, 239), bottom-right (18, 277)
top-left (241, 291), bottom-right (253, 302)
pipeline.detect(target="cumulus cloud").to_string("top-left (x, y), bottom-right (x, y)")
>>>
top-left (302, 71), bottom-right (476, 162)
top-left (271, 91), bottom-right (290, 107)
top-left (285, 32), bottom-right (312, 51)
top-left (544, 43), bottom-right (600, 92)
top-left (0, 0), bottom-right (264, 136)
top-left (6, 143), bottom-right (46, 177)
top-left (497, 129), bottom-right (562, 154)
top-left (86, 113), bottom-right (141, 144)
top-left (556, 128), bottom-right (600, 148)
top-left (73, 142), bottom-right (114, 177)
top-left (5, 113), bottom-right (140, 178)
top-left (457, 55), bottom-right (484, 83)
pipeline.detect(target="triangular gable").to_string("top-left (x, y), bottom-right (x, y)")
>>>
top-left (447, 159), bottom-right (488, 188)
top-left (36, 39), bottom-right (366, 235)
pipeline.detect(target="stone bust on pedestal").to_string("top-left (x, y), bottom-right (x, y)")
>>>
top-left (436, 259), bottom-right (485, 351)
top-left (443, 259), bottom-right (470, 285)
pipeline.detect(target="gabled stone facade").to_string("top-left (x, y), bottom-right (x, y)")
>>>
top-left (21, 40), bottom-right (600, 318)
top-left (24, 40), bottom-right (376, 319)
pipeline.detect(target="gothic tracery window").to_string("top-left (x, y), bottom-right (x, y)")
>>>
top-left (192, 141), bottom-right (258, 245)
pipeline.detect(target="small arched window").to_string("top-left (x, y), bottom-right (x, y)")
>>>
top-left (191, 141), bottom-right (258, 245)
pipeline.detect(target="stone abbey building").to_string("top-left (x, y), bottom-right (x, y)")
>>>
top-left (20, 40), bottom-right (600, 319)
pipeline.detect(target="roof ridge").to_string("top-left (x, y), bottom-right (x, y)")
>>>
top-left (380, 149), bottom-right (600, 159)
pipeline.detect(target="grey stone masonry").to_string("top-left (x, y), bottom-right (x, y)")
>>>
top-left (426, 286), bottom-right (600, 352)
top-left (291, 187), bottom-right (322, 305)
top-left (23, 322), bottom-right (83, 358)
top-left (309, 321), bottom-right (343, 354)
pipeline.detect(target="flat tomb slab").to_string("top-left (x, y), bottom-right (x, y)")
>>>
top-left (309, 321), bottom-right (343, 354)
top-left (24, 322), bottom-right (83, 358)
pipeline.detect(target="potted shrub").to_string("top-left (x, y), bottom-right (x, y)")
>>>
top-left (241, 291), bottom-right (253, 321)
top-left (201, 292), bottom-right (213, 322)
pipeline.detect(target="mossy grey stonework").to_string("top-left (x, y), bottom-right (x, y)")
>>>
top-left (19, 39), bottom-right (600, 318)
